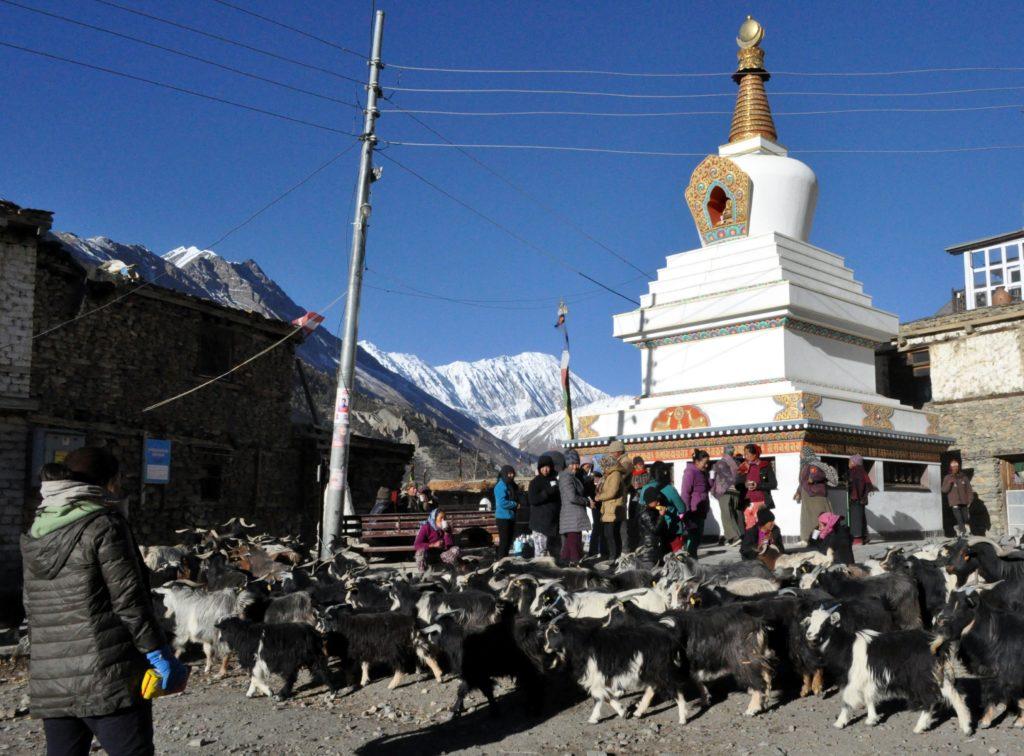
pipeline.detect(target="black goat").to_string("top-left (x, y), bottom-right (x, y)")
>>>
top-left (660, 604), bottom-right (774, 718)
top-left (543, 614), bottom-right (689, 724)
top-left (420, 603), bottom-right (544, 717)
top-left (321, 605), bottom-right (442, 690)
top-left (811, 569), bottom-right (921, 629)
top-left (946, 541), bottom-right (1024, 585)
top-left (937, 586), bottom-right (1024, 728)
top-left (801, 606), bottom-right (971, 735)
top-left (215, 617), bottom-right (335, 701)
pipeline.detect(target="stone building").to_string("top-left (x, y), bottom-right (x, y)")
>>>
top-left (888, 230), bottom-right (1024, 536)
top-left (0, 201), bottom-right (51, 594)
top-left (0, 199), bottom-right (412, 601)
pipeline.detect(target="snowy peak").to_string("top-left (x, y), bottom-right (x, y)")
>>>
top-left (164, 245), bottom-right (220, 268)
top-left (359, 342), bottom-right (611, 427)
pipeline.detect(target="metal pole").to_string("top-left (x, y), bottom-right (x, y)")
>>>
top-left (321, 9), bottom-right (385, 558)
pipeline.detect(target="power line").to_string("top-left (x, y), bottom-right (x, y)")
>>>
top-left (388, 62), bottom-right (1024, 78)
top-left (90, 0), bottom-right (364, 85)
top-left (380, 103), bottom-right (1024, 118)
top-left (1, 0), bottom-right (361, 110)
top-left (0, 41), bottom-right (359, 136)
top-left (1, 144), bottom-right (357, 351)
top-left (143, 290), bottom-right (347, 413)
top-left (384, 97), bottom-right (654, 278)
top-left (384, 84), bottom-right (1024, 100)
top-left (365, 266), bottom-right (647, 310)
top-left (375, 151), bottom-right (641, 307)
top-left (385, 140), bottom-right (1024, 158)
top-left (208, 0), bottom-right (366, 61)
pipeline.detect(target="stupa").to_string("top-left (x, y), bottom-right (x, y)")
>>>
top-left (567, 17), bottom-right (949, 540)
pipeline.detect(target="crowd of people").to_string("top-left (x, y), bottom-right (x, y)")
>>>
top-left (458, 441), bottom-right (884, 569)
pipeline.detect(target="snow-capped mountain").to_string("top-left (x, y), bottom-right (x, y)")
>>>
top-left (52, 233), bottom-right (532, 476)
top-left (488, 396), bottom-right (634, 456)
top-left (359, 343), bottom-right (610, 427)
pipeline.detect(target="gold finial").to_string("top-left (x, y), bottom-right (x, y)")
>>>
top-left (736, 16), bottom-right (764, 49)
top-left (728, 15), bottom-right (777, 143)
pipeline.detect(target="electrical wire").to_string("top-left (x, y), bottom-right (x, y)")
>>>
top-left (208, 0), bottom-right (366, 61)
top-left (383, 97), bottom-right (654, 278)
top-left (387, 62), bottom-right (1024, 78)
top-left (365, 266), bottom-right (647, 310)
top-left (1, 0), bottom-right (362, 110)
top-left (0, 41), bottom-right (359, 136)
top-left (89, 0), bottom-right (364, 85)
top-left (384, 84), bottom-right (1024, 99)
top-left (380, 103), bottom-right (1024, 118)
top-left (375, 151), bottom-right (641, 307)
top-left (142, 289), bottom-right (347, 412)
top-left (0, 144), bottom-right (357, 353)
top-left (385, 140), bottom-right (1024, 158)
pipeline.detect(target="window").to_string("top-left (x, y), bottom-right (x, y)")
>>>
top-left (975, 291), bottom-right (988, 308)
top-left (990, 247), bottom-right (1004, 265)
top-left (883, 461), bottom-right (928, 491)
top-left (1007, 244), bottom-right (1020, 262)
top-left (972, 250), bottom-right (986, 269)
top-left (1011, 268), bottom-right (1021, 284)
top-left (991, 268), bottom-right (1004, 286)
top-left (199, 462), bottom-right (224, 502)
top-left (1011, 287), bottom-right (1022, 302)
top-left (197, 327), bottom-right (233, 376)
top-left (974, 270), bottom-right (987, 287)
top-left (1000, 457), bottom-right (1024, 491)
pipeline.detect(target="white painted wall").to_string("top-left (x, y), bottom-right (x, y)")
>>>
top-left (659, 453), bottom-right (943, 542)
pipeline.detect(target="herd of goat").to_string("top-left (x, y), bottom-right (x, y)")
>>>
top-left (141, 519), bottom-right (1024, 737)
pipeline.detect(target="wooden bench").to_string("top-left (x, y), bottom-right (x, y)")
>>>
top-left (347, 510), bottom-right (503, 556)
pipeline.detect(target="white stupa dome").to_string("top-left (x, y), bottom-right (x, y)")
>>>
top-left (721, 137), bottom-right (818, 243)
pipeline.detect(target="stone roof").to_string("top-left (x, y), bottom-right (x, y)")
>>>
top-left (900, 300), bottom-right (1024, 339)
top-left (0, 199), bottom-right (53, 233)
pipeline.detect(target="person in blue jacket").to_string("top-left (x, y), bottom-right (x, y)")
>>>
top-left (493, 465), bottom-right (519, 558)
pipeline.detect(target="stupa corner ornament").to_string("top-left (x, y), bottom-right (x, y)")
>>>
top-left (685, 155), bottom-right (752, 245)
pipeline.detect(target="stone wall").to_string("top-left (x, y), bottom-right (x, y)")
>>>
top-left (25, 243), bottom-right (315, 545)
top-left (0, 216), bottom-right (42, 605)
top-left (928, 394), bottom-right (1024, 535)
top-left (930, 328), bottom-right (1024, 402)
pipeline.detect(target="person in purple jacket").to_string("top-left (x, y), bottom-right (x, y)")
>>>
top-left (680, 449), bottom-right (712, 557)
top-left (413, 509), bottom-right (460, 573)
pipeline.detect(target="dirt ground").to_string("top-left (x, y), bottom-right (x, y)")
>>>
top-left (2, 541), bottom-right (1021, 754)
top-left (2, 653), bottom-right (1021, 755)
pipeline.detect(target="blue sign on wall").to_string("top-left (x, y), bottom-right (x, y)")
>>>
top-left (144, 439), bottom-right (171, 484)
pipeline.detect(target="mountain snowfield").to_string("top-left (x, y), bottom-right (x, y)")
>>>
top-left (359, 342), bottom-right (610, 427)
top-left (487, 395), bottom-right (634, 456)
top-left (51, 232), bottom-right (621, 467)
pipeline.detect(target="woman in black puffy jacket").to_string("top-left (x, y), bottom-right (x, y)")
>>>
top-left (21, 447), bottom-right (186, 755)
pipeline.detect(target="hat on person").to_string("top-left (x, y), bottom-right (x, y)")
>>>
top-left (723, 444), bottom-right (735, 456)
top-left (607, 439), bottom-right (625, 454)
top-left (756, 508), bottom-right (776, 526)
top-left (566, 450), bottom-right (581, 465)
top-left (537, 454), bottom-right (554, 472)
top-left (632, 455), bottom-right (645, 466)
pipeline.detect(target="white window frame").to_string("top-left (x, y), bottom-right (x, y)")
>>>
top-left (963, 235), bottom-right (1024, 310)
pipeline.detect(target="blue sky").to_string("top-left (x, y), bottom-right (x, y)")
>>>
top-left (3, 1), bottom-right (1023, 397)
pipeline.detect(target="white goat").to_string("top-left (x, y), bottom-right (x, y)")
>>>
top-left (154, 583), bottom-right (247, 676)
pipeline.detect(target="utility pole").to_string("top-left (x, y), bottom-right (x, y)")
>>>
top-left (321, 9), bottom-right (385, 558)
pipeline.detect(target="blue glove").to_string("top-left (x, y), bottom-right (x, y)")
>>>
top-left (146, 647), bottom-right (188, 691)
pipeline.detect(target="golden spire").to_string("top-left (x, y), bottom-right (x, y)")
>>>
top-left (728, 16), bottom-right (778, 143)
